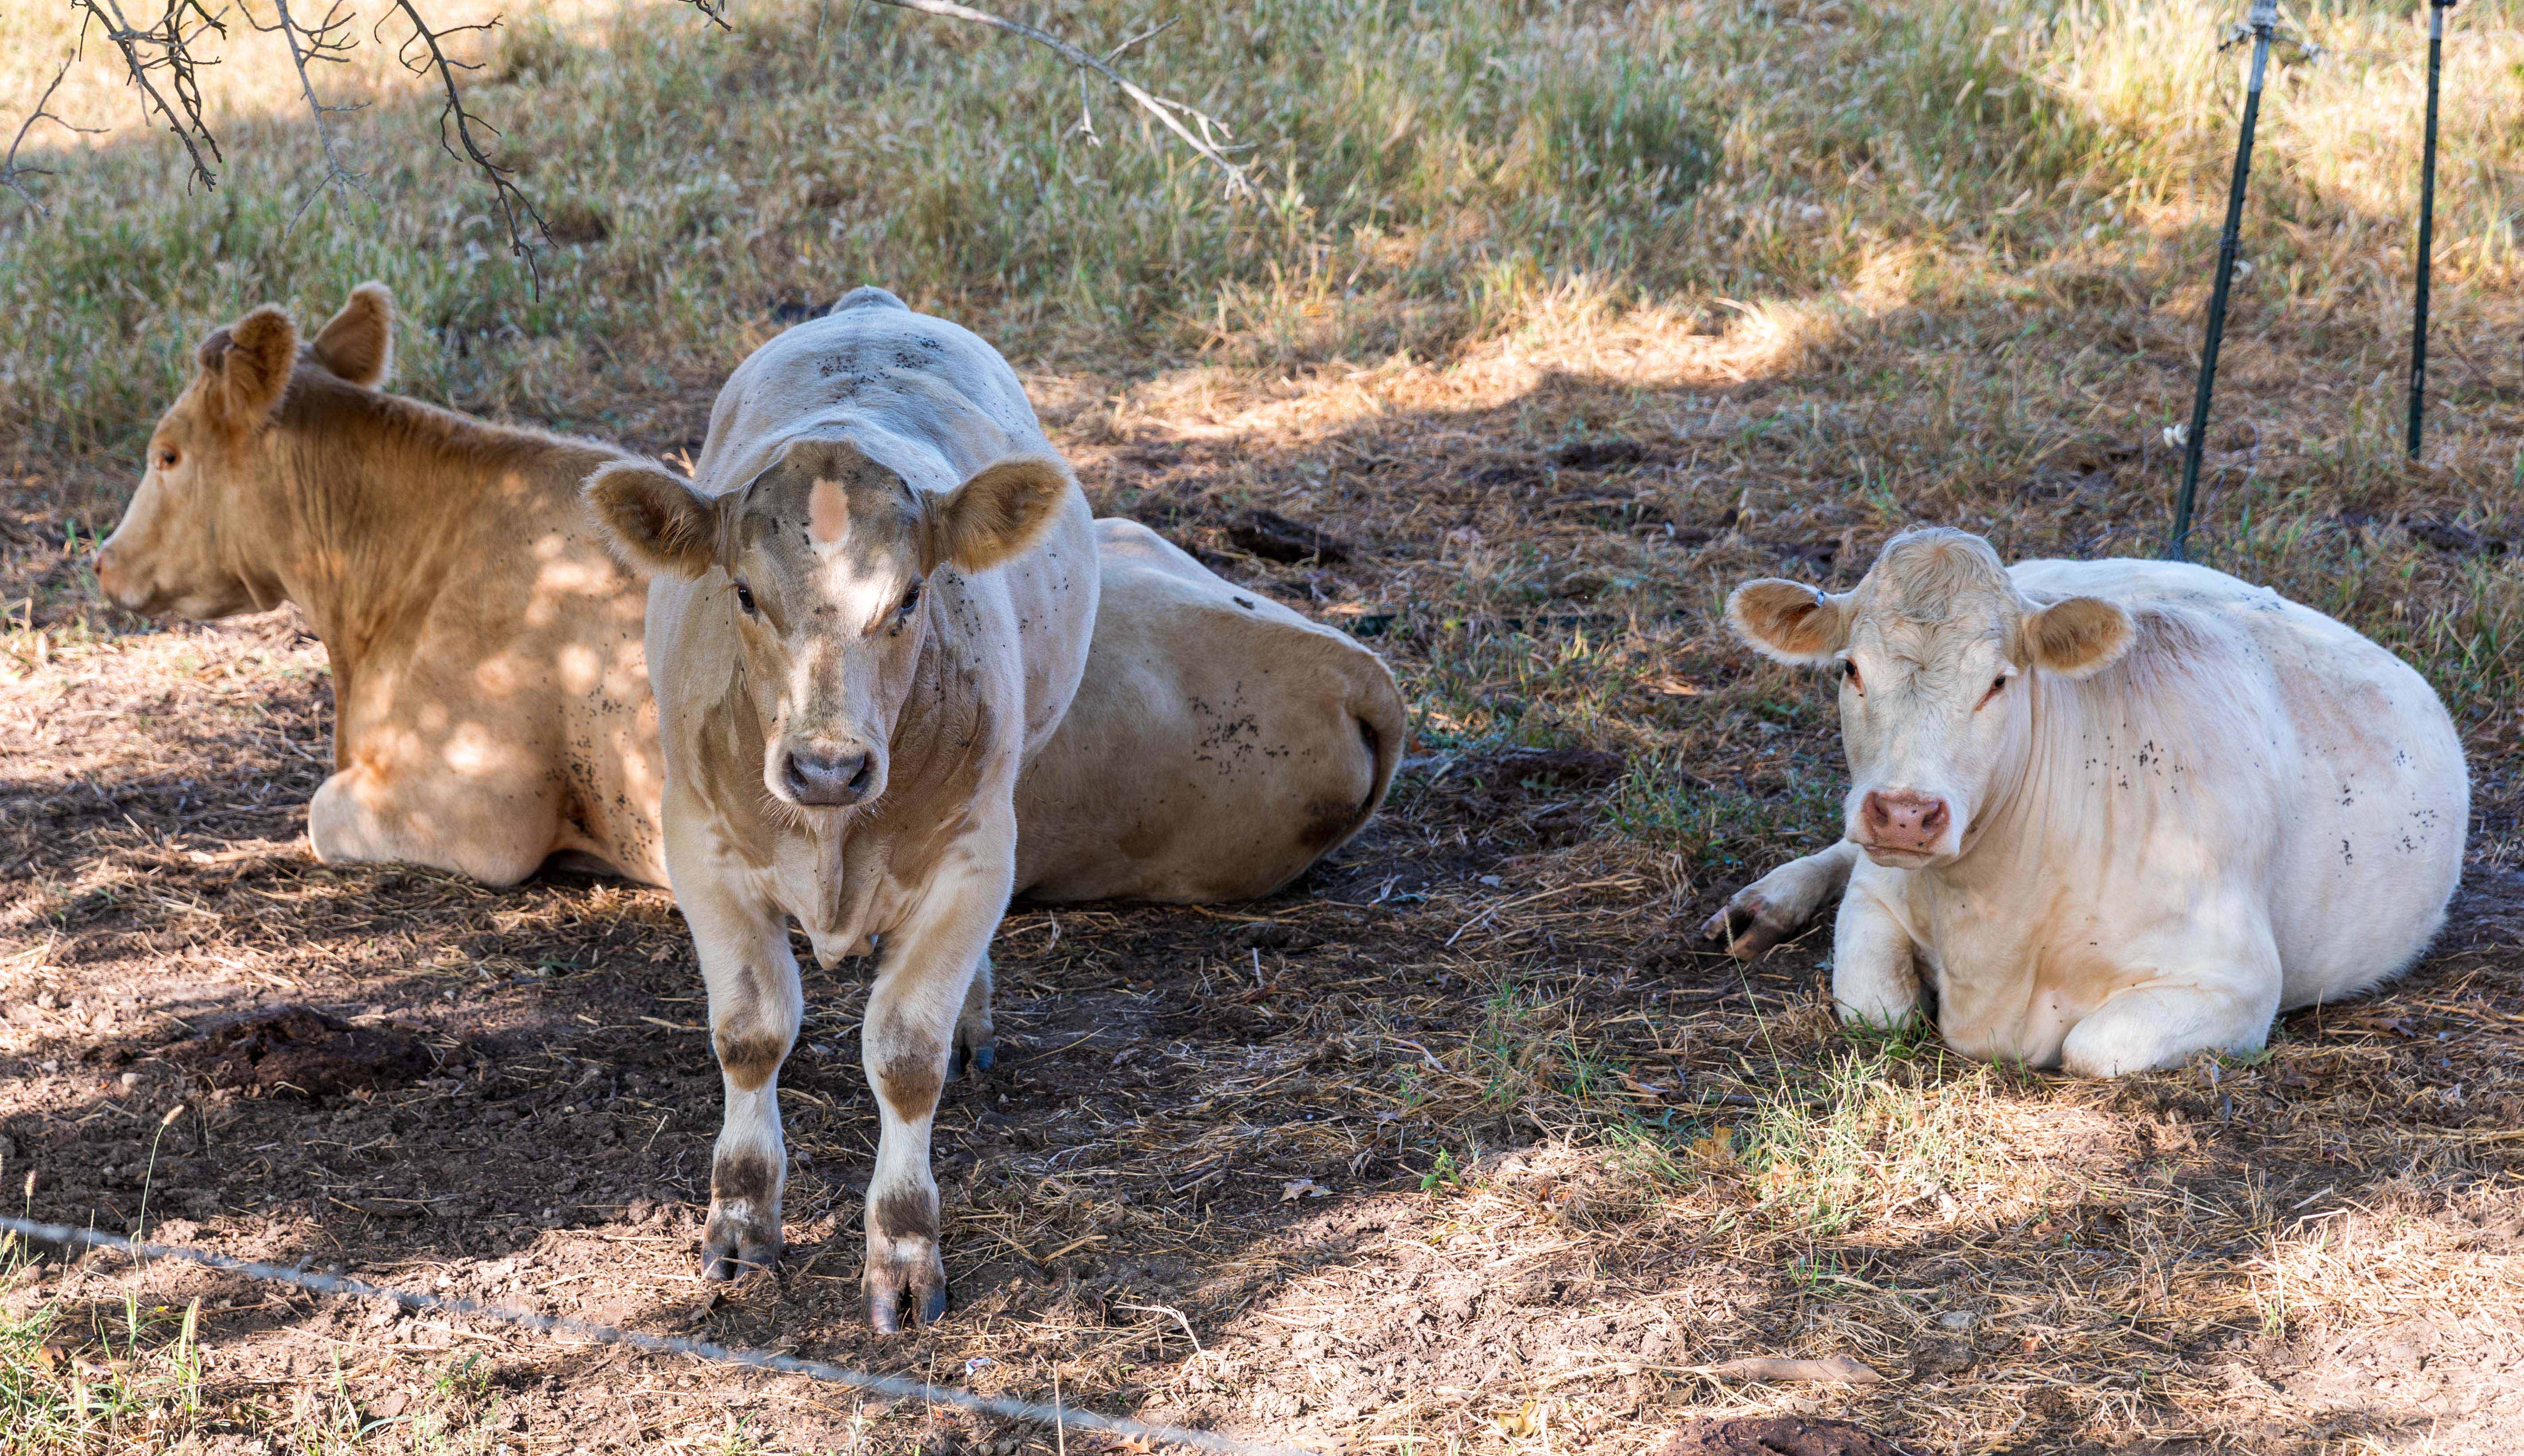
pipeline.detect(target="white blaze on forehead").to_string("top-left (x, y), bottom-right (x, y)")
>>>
top-left (809, 477), bottom-right (849, 547)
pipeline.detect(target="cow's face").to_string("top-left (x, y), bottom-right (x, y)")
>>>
top-left (586, 439), bottom-right (1071, 813)
top-left (1726, 528), bottom-right (2134, 868)
top-left (95, 286), bottom-right (395, 618)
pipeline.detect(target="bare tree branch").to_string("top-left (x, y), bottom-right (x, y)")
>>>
top-left (865, 0), bottom-right (1258, 201)
top-left (2, 55), bottom-right (94, 214)
top-left (248, 0), bottom-right (373, 220)
top-left (381, 0), bottom-right (547, 283)
top-left (73, 0), bottom-right (228, 191)
top-left (673, 0), bottom-right (732, 30)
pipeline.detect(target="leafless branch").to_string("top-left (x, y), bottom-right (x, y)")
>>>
top-left (2, 55), bottom-right (94, 214)
top-left (73, 0), bottom-right (228, 191)
top-left (865, 0), bottom-right (1257, 201)
top-left (382, 0), bottom-right (546, 283)
top-left (674, 0), bottom-right (731, 30)
top-left (248, 0), bottom-right (372, 221)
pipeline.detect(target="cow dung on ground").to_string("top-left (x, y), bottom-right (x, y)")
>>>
top-left (166, 1006), bottom-right (432, 1096)
top-left (1654, 1415), bottom-right (1914, 1456)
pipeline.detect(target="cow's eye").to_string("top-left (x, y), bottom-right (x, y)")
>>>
top-left (1981, 674), bottom-right (2008, 706)
top-left (1841, 660), bottom-right (1862, 691)
top-left (155, 447), bottom-right (180, 471)
top-left (733, 581), bottom-right (758, 617)
top-left (896, 579), bottom-right (922, 619)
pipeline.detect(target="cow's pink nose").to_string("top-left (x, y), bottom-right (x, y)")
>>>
top-left (1861, 789), bottom-right (1950, 853)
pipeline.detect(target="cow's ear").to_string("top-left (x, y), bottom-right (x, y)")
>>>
top-left (2023, 596), bottom-right (2134, 679)
top-left (197, 306), bottom-right (297, 427)
top-left (310, 282), bottom-right (393, 387)
top-left (926, 453), bottom-right (1073, 573)
top-left (1726, 578), bottom-right (1851, 666)
top-left (583, 459), bottom-right (721, 579)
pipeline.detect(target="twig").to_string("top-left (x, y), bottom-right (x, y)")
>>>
top-left (73, 0), bottom-right (229, 191)
top-left (247, 0), bottom-right (372, 223)
top-left (672, 0), bottom-right (731, 29)
top-left (382, 0), bottom-right (546, 283)
top-left (865, 0), bottom-right (1257, 200)
top-left (1, 55), bottom-right (92, 214)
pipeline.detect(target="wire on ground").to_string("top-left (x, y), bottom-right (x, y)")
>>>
top-left (0, 1213), bottom-right (1314, 1456)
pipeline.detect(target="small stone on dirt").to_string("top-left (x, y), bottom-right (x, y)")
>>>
top-left (1654, 1415), bottom-right (1911, 1456)
top-left (166, 1006), bottom-right (431, 1097)
top-left (1909, 1335), bottom-right (1974, 1374)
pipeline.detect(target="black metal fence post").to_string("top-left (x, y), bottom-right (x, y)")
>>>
top-left (2407, 0), bottom-right (2456, 460)
top-left (2170, 0), bottom-right (2279, 563)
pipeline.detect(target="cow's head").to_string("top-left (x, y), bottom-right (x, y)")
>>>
top-left (584, 438), bottom-right (1070, 812)
top-left (94, 284), bottom-right (396, 618)
top-left (1725, 528), bottom-right (2134, 867)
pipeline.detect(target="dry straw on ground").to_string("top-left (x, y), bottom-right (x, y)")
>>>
top-left (4, 1), bottom-right (2523, 1453)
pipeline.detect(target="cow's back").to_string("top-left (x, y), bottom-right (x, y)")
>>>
top-left (2009, 558), bottom-right (2466, 1006)
top-left (1013, 520), bottom-right (1403, 902)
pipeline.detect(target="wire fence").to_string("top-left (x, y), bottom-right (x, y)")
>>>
top-left (0, 1213), bottom-right (1317, 1456)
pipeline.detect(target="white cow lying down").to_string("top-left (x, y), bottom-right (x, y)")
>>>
top-left (1703, 528), bottom-right (2468, 1076)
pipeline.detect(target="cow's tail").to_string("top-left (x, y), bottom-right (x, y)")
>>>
top-left (829, 286), bottom-right (909, 316)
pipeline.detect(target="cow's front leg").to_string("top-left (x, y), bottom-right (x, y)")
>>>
top-left (862, 827), bottom-right (1014, 1332)
top-left (1831, 877), bottom-right (1921, 1029)
top-left (675, 863), bottom-right (802, 1281)
top-left (1701, 839), bottom-right (1862, 959)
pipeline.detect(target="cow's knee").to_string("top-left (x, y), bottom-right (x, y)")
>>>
top-left (875, 1037), bottom-right (945, 1122)
top-left (714, 1023), bottom-right (791, 1093)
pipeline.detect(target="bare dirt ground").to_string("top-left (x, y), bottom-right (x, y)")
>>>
top-left (5, 321), bottom-right (2524, 1456)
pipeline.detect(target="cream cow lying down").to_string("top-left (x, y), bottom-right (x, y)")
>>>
top-left (93, 284), bottom-right (1401, 906)
top-left (1702, 528), bottom-right (2467, 1077)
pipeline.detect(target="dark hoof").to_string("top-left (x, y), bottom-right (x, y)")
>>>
top-left (948, 1034), bottom-right (995, 1081)
top-left (700, 1216), bottom-right (783, 1282)
top-left (1701, 900), bottom-right (1785, 961)
top-left (864, 1258), bottom-right (950, 1333)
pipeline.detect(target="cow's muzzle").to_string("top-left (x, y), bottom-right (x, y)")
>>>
top-left (1857, 788), bottom-right (1952, 862)
top-left (778, 744), bottom-right (876, 808)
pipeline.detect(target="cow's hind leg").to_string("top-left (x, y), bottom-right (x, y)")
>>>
top-left (2061, 978), bottom-right (2280, 1077)
top-left (310, 767), bottom-right (552, 886)
top-left (675, 866), bottom-right (802, 1281)
top-left (861, 827), bottom-right (1014, 1332)
top-left (1701, 839), bottom-right (1862, 960)
top-left (950, 952), bottom-right (995, 1078)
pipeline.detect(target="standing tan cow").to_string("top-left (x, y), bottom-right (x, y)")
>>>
top-left (1703, 528), bottom-right (2468, 1075)
top-left (582, 287), bottom-right (1098, 1328)
top-left (93, 286), bottom-right (1403, 904)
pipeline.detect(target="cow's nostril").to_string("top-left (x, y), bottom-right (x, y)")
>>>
top-left (846, 756), bottom-right (872, 793)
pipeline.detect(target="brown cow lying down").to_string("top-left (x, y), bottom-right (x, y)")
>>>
top-left (93, 285), bottom-right (1402, 909)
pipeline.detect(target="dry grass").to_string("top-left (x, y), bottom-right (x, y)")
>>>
top-left (4, 0), bottom-right (2524, 1453)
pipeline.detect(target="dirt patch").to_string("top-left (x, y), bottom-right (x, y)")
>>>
top-left (1655, 1417), bottom-right (1913, 1456)
top-left (165, 1006), bottom-right (435, 1097)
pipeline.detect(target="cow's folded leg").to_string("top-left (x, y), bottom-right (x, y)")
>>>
top-left (679, 866), bottom-right (801, 1282)
top-left (1700, 839), bottom-right (1862, 960)
top-left (310, 766), bottom-right (551, 886)
top-left (949, 953), bottom-right (995, 1079)
top-left (862, 829), bottom-right (1013, 1332)
top-left (2061, 973), bottom-right (2279, 1078)
top-left (1830, 880), bottom-right (1922, 1029)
